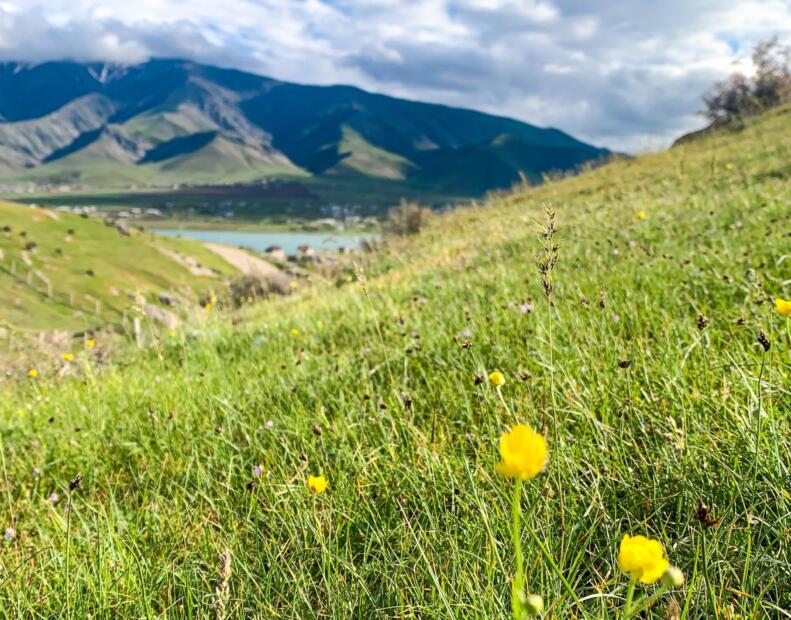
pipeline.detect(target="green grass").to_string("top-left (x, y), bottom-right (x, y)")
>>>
top-left (0, 106), bottom-right (789, 618)
top-left (0, 201), bottom-right (238, 333)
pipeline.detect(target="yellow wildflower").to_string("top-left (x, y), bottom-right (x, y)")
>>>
top-left (204, 303), bottom-right (212, 313)
top-left (27, 369), bottom-right (38, 378)
top-left (85, 339), bottom-right (95, 349)
top-left (290, 328), bottom-right (300, 336)
top-left (289, 280), bottom-right (299, 289)
top-left (618, 534), bottom-right (670, 584)
top-left (488, 370), bottom-right (506, 388)
top-left (496, 425), bottom-right (547, 480)
top-left (210, 295), bottom-right (218, 304)
top-left (306, 475), bottom-right (328, 494)
top-left (62, 353), bottom-right (74, 362)
top-left (636, 210), bottom-right (646, 221)
top-left (776, 297), bottom-right (791, 317)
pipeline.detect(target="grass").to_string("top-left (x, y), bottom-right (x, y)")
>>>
top-left (0, 106), bottom-right (789, 618)
top-left (0, 201), bottom-right (238, 334)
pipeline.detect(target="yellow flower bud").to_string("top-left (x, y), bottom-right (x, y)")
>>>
top-left (662, 566), bottom-right (685, 588)
top-left (525, 594), bottom-right (544, 616)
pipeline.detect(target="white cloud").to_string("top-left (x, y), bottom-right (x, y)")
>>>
top-left (0, 0), bottom-right (790, 151)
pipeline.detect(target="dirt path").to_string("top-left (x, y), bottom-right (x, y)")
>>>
top-left (156, 247), bottom-right (217, 277)
top-left (204, 243), bottom-right (291, 290)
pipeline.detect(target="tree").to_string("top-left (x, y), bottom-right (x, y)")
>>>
top-left (703, 38), bottom-right (791, 123)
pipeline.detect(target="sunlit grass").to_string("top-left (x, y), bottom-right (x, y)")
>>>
top-left (0, 106), bottom-right (789, 618)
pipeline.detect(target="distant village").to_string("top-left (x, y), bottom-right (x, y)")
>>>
top-left (16, 202), bottom-right (380, 233)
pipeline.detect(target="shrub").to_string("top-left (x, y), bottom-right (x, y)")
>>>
top-left (229, 273), bottom-right (285, 306)
top-left (385, 200), bottom-right (432, 236)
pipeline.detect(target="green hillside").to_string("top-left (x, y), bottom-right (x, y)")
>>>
top-left (0, 106), bottom-right (789, 618)
top-left (0, 200), bottom-right (237, 332)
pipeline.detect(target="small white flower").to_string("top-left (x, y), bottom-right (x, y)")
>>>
top-left (265, 420), bottom-right (274, 429)
top-left (4, 527), bottom-right (14, 540)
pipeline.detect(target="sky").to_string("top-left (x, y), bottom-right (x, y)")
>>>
top-left (0, 1), bottom-right (790, 152)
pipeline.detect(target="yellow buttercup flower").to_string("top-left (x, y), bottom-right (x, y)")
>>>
top-left (488, 370), bottom-right (506, 388)
top-left (496, 425), bottom-right (547, 480)
top-left (27, 369), bottom-right (38, 378)
top-left (306, 475), bottom-right (328, 494)
top-left (85, 339), bottom-right (95, 349)
top-left (290, 328), bottom-right (300, 336)
top-left (62, 353), bottom-right (74, 362)
top-left (636, 210), bottom-right (646, 221)
top-left (776, 297), bottom-right (791, 317)
top-left (618, 534), bottom-right (670, 584)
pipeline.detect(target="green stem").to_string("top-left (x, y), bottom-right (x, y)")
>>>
top-left (751, 350), bottom-right (766, 496)
top-left (627, 585), bottom-right (669, 617)
top-left (623, 578), bottom-right (637, 619)
top-left (511, 478), bottom-right (524, 620)
top-left (65, 492), bottom-right (73, 618)
top-left (497, 389), bottom-right (516, 422)
top-left (547, 298), bottom-right (558, 447)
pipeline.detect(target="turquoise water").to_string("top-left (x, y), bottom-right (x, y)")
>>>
top-left (153, 229), bottom-right (373, 255)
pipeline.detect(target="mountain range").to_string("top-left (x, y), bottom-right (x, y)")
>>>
top-left (0, 59), bottom-right (609, 197)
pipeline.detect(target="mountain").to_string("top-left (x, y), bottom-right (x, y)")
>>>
top-left (0, 59), bottom-right (609, 197)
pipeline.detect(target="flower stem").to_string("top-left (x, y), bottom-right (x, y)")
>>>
top-left (627, 585), bottom-right (668, 617)
top-left (511, 478), bottom-right (524, 619)
top-left (497, 388), bottom-right (516, 423)
top-left (622, 578), bottom-right (637, 619)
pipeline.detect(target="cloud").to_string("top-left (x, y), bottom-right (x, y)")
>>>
top-left (0, 0), bottom-right (790, 151)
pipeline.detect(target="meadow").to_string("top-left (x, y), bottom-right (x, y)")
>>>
top-left (0, 201), bottom-right (237, 334)
top-left (0, 106), bottom-right (789, 618)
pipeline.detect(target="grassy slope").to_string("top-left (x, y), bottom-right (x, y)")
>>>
top-left (0, 107), bottom-right (789, 617)
top-left (0, 201), bottom-right (237, 332)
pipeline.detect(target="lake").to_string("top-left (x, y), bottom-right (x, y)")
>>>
top-left (153, 229), bottom-right (374, 255)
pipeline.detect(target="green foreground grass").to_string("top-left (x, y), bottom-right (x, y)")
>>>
top-left (1, 107), bottom-right (790, 618)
